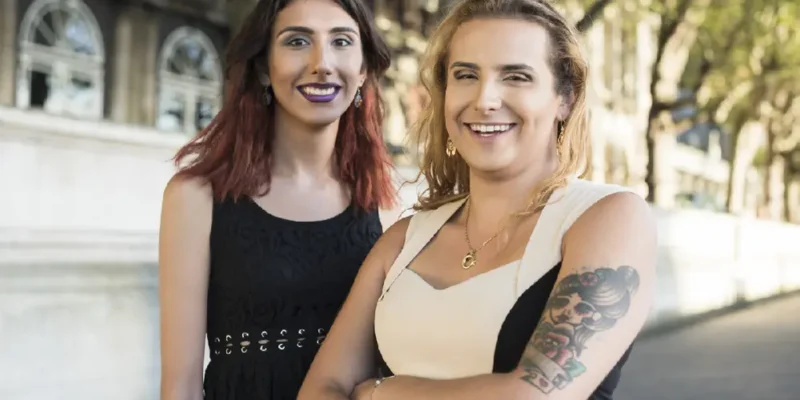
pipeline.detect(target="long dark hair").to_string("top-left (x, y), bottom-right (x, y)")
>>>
top-left (173, 0), bottom-right (395, 211)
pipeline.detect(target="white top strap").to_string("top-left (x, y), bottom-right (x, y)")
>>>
top-left (381, 198), bottom-right (467, 293)
top-left (515, 179), bottom-right (634, 296)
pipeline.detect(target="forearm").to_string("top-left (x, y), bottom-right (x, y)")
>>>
top-left (371, 373), bottom-right (529, 400)
top-left (160, 374), bottom-right (203, 400)
top-left (297, 381), bottom-right (351, 400)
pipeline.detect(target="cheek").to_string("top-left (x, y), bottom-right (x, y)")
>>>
top-left (269, 52), bottom-right (302, 81)
top-left (444, 87), bottom-right (468, 124)
top-left (338, 50), bottom-right (364, 77)
top-left (510, 84), bottom-right (558, 111)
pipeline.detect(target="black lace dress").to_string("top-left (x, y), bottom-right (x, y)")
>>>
top-left (203, 197), bottom-right (382, 399)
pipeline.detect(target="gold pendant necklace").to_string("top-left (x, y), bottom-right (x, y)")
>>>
top-left (462, 198), bottom-right (502, 270)
top-left (461, 250), bottom-right (477, 270)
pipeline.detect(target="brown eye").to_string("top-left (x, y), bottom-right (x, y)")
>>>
top-left (332, 38), bottom-right (352, 47)
top-left (453, 70), bottom-right (476, 80)
top-left (505, 73), bottom-right (531, 82)
top-left (285, 37), bottom-right (309, 47)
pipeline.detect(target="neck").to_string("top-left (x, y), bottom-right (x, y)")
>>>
top-left (465, 157), bottom-right (559, 229)
top-left (271, 107), bottom-right (340, 184)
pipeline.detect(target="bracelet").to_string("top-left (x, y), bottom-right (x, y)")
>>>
top-left (371, 375), bottom-right (396, 400)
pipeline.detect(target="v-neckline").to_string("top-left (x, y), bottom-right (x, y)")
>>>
top-left (395, 192), bottom-right (560, 292)
top-left (403, 259), bottom-right (521, 291)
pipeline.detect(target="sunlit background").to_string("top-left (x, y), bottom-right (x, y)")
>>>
top-left (1, 0), bottom-right (799, 399)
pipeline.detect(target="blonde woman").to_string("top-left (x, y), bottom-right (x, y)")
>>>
top-left (298, 1), bottom-right (656, 399)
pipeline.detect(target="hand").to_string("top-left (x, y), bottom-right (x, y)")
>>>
top-left (351, 379), bottom-right (375, 400)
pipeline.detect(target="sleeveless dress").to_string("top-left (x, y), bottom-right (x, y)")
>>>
top-left (203, 197), bottom-right (383, 399)
top-left (374, 178), bottom-right (634, 399)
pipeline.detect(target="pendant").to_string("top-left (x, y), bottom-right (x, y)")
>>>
top-left (462, 250), bottom-right (477, 270)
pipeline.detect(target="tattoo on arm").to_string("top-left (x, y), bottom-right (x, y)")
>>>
top-left (518, 266), bottom-right (640, 393)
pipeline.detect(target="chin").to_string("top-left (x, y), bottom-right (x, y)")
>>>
top-left (295, 108), bottom-right (347, 128)
top-left (463, 159), bottom-right (513, 175)
top-left (462, 151), bottom-right (517, 173)
top-left (301, 115), bottom-right (342, 127)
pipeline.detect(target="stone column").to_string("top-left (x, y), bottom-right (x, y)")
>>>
top-left (0, 0), bottom-right (18, 106)
top-left (110, 5), bottom-right (159, 126)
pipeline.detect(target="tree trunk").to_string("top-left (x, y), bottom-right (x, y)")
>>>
top-left (724, 115), bottom-right (747, 212)
top-left (642, 0), bottom-right (706, 204)
top-left (763, 125), bottom-right (775, 217)
top-left (575, 0), bottom-right (615, 32)
top-left (783, 159), bottom-right (795, 222)
top-left (645, 109), bottom-right (658, 202)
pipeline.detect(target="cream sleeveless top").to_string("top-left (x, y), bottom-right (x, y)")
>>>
top-left (374, 178), bottom-right (633, 379)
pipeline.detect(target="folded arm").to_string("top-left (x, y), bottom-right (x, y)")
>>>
top-left (355, 192), bottom-right (657, 400)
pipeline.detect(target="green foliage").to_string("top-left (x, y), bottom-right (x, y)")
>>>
top-left (689, 0), bottom-right (800, 128)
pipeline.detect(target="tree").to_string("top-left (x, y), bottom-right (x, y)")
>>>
top-left (641, 0), bottom-right (713, 204)
top-left (575, 0), bottom-right (615, 32)
top-left (688, 0), bottom-right (800, 214)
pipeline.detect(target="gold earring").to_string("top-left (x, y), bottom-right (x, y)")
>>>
top-left (446, 138), bottom-right (456, 157)
top-left (556, 121), bottom-right (565, 158)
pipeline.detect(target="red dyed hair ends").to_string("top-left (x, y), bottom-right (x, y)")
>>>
top-left (173, 0), bottom-right (395, 211)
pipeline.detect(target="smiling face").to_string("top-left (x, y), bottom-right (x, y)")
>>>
top-left (267, 0), bottom-right (366, 127)
top-left (444, 18), bottom-right (571, 174)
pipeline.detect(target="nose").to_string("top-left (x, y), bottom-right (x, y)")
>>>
top-left (310, 43), bottom-right (333, 76)
top-left (473, 81), bottom-right (501, 114)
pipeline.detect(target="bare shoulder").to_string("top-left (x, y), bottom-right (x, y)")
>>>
top-left (566, 188), bottom-right (656, 245)
top-left (162, 173), bottom-right (213, 209)
top-left (159, 173), bottom-right (214, 249)
top-left (512, 187), bottom-right (656, 397)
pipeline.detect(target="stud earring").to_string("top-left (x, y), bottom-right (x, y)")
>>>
top-left (354, 87), bottom-right (363, 108)
top-left (446, 138), bottom-right (456, 157)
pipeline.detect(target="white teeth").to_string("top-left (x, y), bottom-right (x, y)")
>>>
top-left (468, 124), bottom-right (512, 133)
top-left (302, 86), bottom-right (336, 96)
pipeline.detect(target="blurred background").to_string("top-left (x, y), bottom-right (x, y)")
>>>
top-left (1, 0), bottom-right (799, 399)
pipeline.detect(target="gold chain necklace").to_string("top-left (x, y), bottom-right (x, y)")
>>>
top-left (461, 198), bottom-right (503, 270)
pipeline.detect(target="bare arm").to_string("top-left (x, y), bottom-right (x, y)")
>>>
top-left (297, 217), bottom-right (410, 400)
top-left (352, 192), bottom-right (657, 400)
top-left (158, 176), bottom-right (213, 400)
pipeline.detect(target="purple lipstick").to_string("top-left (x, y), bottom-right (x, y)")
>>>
top-left (297, 83), bottom-right (341, 103)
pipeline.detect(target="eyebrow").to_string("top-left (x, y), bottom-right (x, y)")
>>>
top-left (449, 61), bottom-right (535, 73)
top-left (276, 26), bottom-right (359, 36)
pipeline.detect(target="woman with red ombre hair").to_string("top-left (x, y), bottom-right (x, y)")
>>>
top-left (157, 0), bottom-right (394, 399)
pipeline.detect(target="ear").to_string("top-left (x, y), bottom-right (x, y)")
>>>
top-left (557, 90), bottom-right (575, 121)
top-left (258, 73), bottom-right (271, 87)
top-left (359, 70), bottom-right (367, 88)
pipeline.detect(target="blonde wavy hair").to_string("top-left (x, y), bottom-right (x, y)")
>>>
top-left (411, 0), bottom-right (592, 215)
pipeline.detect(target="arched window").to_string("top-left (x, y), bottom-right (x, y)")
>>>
top-left (16, 0), bottom-right (105, 119)
top-left (156, 27), bottom-right (222, 135)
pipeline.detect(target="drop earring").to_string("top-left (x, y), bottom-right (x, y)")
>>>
top-left (263, 86), bottom-right (272, 106)
top-left (556, 120), bottom-right (565, 158)
top-left (446, 138), bottom-right (456, 157)
top-left (354, 87), bottom-right (363, 108)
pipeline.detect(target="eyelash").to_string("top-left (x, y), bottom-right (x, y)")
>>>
top-left (285, 37), bottom-right (353, 47)
top-left (453, 72), bottom-right (532, 82)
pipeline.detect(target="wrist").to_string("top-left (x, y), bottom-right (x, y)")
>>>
top-left (371, 375), bottom-right (396, 399)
